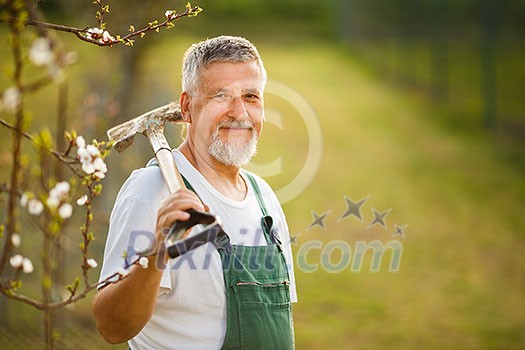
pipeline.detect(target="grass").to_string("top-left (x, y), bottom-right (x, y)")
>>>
top-left (1, 24), bottom-right (524, 349)
top-left (268, 40), bottom-right (525, 349)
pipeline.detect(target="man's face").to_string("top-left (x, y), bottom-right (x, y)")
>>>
top-left (185, 60), bottom-right (265, 167)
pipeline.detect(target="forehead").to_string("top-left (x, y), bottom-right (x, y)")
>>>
top-left (197, 61), bottom-right (263, 92)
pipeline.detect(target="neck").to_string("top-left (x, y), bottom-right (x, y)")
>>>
top-left (178, 140), bottom-right (247, 201)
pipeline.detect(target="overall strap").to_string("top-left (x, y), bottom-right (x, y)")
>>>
top-left (242, 171), bottom-right (280, 247)
top-left (243, 171), bottom-right (269, 217)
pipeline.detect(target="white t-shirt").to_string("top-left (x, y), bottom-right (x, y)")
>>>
top-left (98, 149), bottom-right (297, 350)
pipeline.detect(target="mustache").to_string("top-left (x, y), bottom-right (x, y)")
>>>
top-left (217, 119), bottom-right (254, 130)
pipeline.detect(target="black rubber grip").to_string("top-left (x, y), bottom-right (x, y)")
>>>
top-left (166, 209), bottom-right (225, 259)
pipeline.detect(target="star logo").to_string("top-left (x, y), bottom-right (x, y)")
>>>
top-left (289, 232), bottom-right (301, 245)
top-left (307, 210), bottom-right (331, 230)
top-left (392, 224), bottom-right (407, 239)
top-left (367, 208), bottom-right (392, 229)
top-left (338, 195), bottom-right (369, 222)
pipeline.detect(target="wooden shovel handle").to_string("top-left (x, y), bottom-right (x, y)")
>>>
top-left (145, 127), bottom-right (185, 194)
top-left (155, 148), bottom-right (185, 193)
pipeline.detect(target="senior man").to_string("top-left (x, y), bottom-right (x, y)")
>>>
top-left (93, 36), bottom-right (297, 349)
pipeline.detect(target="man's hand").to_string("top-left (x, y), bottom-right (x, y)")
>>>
top-left (156, 189), bottom-right (207, 236)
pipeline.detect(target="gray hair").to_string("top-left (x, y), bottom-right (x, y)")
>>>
top-left (181, 35), bottom-right (267, 94)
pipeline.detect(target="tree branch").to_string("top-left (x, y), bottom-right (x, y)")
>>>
top-left (3, 5), bottom-right (203, 47)
top-left (0, 117), bottom-right (33, 141)
top-left (0, 270), bottom-right (126, 311)
top-left (0, 117), bottom-right (84, 178)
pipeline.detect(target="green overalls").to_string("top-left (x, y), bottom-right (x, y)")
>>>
top-left (185, 173), bottom-right (294, 350)
top-left (147, 157), bottom-right (294, 349)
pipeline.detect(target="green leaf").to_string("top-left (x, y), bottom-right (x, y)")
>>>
top-left (10, 279), bottom-right (23, 290)
top-left (66, 277), bottom-right (80, 294)
top-left (188, 6), bottom-right (203, 17)
top-left (36, 128), bottom-right (54, 150)
top-left (93, 184), bottom-right (102, 195)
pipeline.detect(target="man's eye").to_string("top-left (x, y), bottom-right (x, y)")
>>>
top-left (245, 94), bottom-right (260, 101)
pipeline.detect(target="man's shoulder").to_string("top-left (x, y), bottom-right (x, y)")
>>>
top-left (115, 165), bottom-right (168, 205)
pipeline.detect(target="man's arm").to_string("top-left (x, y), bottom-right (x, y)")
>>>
top-left (93, 189), bottom-right (205, 344)
top-left (92, 257), bottom-right (166, 344)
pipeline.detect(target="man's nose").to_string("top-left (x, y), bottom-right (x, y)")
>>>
top-left (227, 96), bottom-right (249, 119)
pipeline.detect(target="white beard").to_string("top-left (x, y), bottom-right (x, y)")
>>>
top-left (208, 119), bottom-right (258, 167)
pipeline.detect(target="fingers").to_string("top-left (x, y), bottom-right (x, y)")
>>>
top-left (156, 189), bottom-right (205, 235)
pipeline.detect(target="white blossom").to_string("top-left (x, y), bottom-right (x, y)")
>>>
top-left (87, 258), bottom-right (98, 269)
top-left (138, 256), bottom-right (149, 269)
top-left (28, 199), bottom-right (44, 215)
top-left (93, 157), bottom-right (107, 173)
top-left (77, 140), bottom-right (107, 177)
top-left (81, 161), bottom-right (95, 175)
top-left (22, 258), bottom-right (34, 274)
top-left (89, 27), bottom-right (104, 35)
top-left (101, 31), bottom-right (115, 43)
top-left (76, 195), bottom-right (88, 206)
top-left (86, 27), bottom-right (104, 41)
top-left (58, 203), bottom-right (73, 219)
top-left (46, 195), bottom-right (60, 209)
top-left (76, 136), bottom-right (86, 148)
top-left (165, 10), bottom-right (175, 19)
top-left (93, 170), bottom-right (105, 180)
top-left (20, 193), bottom-right (29, 207)
top-left (9, 254), bottom-right (24, 268)
top-left (11, 233), bottom-right (21, 247)
top-left (29, 37), bottom-right (54, 66)
top-left (2, 87), bottom-right (21, 113)
top-left (77, 147), bottom-right (92, 165)
top-left (52, 181), bottom-right (70, 199)
top-left (47, 181), bottom-right (70, 208)
top-left (86, 144), bottom-right (100, 157)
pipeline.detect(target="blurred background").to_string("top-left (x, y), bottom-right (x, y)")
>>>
top-left (1, 0), bottom-right (524, 348)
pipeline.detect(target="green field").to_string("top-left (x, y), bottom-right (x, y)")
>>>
top-left (1, 21), bottom-right (524, 349)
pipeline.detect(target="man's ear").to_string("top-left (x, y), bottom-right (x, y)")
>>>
top-left (179, 92), bottom-right (192, 123)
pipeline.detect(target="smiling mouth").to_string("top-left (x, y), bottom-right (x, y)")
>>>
top-left (219, 122), bottom-right (254, 132)
top-left (221, 127), bottom-right (251, 131)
